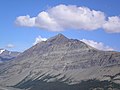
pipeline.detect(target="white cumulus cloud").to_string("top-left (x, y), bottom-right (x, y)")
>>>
top-left (15, 15), bottom-right (35, 27)
top-left (47, 5), bottom-right (105, 30)
top-left (33, 36), bottom-right (47, 45)
top-left (15, 4), bottom-right (120, 33)
top-left (6, 44), bottom-right (15, 48)
top-left (81, 39), bottom-right (114, 51)
top-left (35, 11), bottom-right (63, 31)
top-left (15, 5), bottom-right (105, 31)
top-left (103, 16), bottom-right (120, 33)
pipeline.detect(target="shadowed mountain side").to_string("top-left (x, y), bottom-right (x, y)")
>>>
top-left (14, 74), bottom-right (120, 90)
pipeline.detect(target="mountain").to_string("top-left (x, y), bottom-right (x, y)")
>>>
top-left (0, 86), bottom-right (24, 90)
top-left (0, 49), bottom-right (20, 63)
top-left (0, 34), bottom-right (120, 90)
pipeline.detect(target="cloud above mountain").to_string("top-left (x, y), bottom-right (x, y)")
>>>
top-left (103, 16), bottom-right (120, 33)
top-left (81, 39), bottom-right (114, 51)
top-left (6, 44), bottom-right (15, 48)
top-left (33, 36), bottom-right (47, 45)
top-left (15, 15), bottom-right (35, 27)
top-left (15, 4), bottom-right (120, 33)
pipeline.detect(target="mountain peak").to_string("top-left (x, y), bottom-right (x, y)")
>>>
top-left (47, 33), bottom-right (69, 44)
top-left (51, 33), bottom-right (67, 39)
top-left (56, 33), bottom-right (66, 37)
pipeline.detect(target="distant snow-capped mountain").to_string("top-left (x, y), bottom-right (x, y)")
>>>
top-left (0, 49), bottom-right (20, 63)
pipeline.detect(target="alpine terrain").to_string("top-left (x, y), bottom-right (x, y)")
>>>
top-left (0, 34), bottom-right (120, 90)
top-left (0, 49), bottom-right (20, 63)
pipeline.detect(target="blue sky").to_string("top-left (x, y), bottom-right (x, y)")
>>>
top-left (0, 0), bottom-right (120, 52)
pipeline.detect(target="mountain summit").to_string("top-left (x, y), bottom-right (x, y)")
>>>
top-left (0, 34), bottom-right (120, 90)
top-left (47, 34), bottom-right (68, 41)
top-left (45, 33), bottom-right (70, 45)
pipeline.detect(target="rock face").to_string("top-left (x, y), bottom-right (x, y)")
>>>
top-left (0, 34), bottom-right (120, 89)
top-left (0, 86), bottom-right (24, 90)
top-left (0, 49), bottom-right (20, 63)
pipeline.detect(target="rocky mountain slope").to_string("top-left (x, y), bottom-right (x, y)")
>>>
top-left (0, 34), bottom-right (120, 90)
top-left (0, 86), bottom-right (24, 90)
top-left (0, 49), bottom-right (20, 63)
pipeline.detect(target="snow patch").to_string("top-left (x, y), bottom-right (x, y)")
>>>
top-left (0, 49), bottom-right (5, 54)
